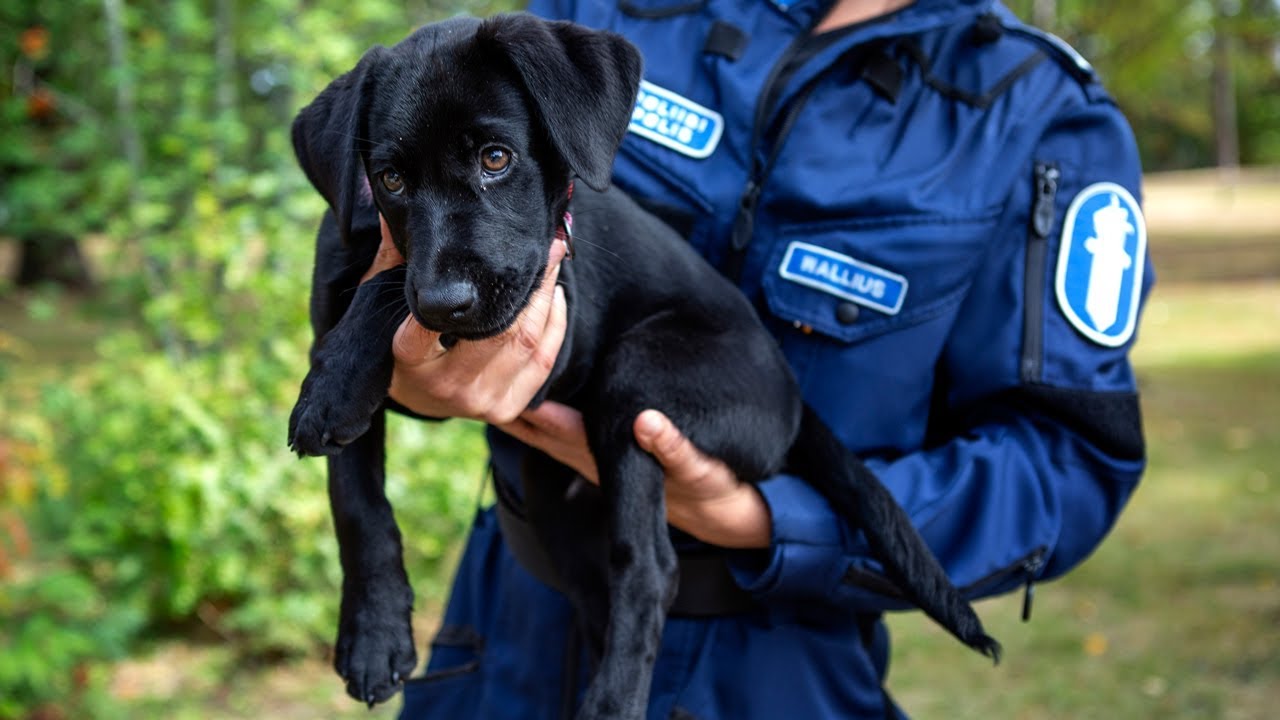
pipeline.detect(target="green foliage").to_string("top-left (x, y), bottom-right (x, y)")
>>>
top-left (0, 567), bottom-right (144, 718)
top-left (1, 0), bottom-right (516, 716)
top-left (4, 325), bottom-right (486, 715)
top-left (1004, 1), bottom-right (1280, 170)
top-left (30, 331), bottom-right (485, 648)
top-left (0, 339), bottom-right (126, 718)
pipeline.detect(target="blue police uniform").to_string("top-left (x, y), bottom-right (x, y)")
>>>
top-left (400, 0), bottom-right (1152, 717)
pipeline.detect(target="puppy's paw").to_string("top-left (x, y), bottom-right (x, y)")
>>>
top-left (287, 366), bottom-right (382, 456)
top-left (334, 583), bottom-right (418, 707)
top-left (288, 387), bottom-right (371, 456)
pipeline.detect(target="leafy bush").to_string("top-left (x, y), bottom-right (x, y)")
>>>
top-left (4, 326), bottom-right (486, 717)
top-left (9, 153), bottom-right (486, 664)
top-left (1, 1), bottom-right (513, 715)
top-left (32, 330), bottom-right (486, 650)
top-left (3, 346), bottom-right (125, 719)
top-left (3, 181), bottom-right (489, 712)
top-left (3, 8), bottom-right (490, 709)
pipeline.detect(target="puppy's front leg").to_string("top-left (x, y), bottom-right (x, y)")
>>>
top-left (577, 436), bottom-right (678, 720)
top-left (288, 264), bottom-right (417, 705)
top-left (289, 265), bottom-right (407, 456)
top-left (328, 414), bottom-right (418, 706)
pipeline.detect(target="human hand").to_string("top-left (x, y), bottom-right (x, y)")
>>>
top-left (501, 405), bottom-right (772, 549)
top-left (633, 409), bottom-right (772, 549)
top-left (362, 215), bottom-right (569, 424)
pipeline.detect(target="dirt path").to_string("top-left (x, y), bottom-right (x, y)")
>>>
top-left (1140, 168), bottom-right (1278, 283)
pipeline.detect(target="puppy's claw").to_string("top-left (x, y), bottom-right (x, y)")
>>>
top-left (333, 587), bottom-right (417, 707)
top-left (288, 405), bottom-right (360, 456)
top-left (288, 392), bottom-right (375, 457)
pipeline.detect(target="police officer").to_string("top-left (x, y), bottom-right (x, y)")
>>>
top-left (375, 0), bottom-right (1153, 717)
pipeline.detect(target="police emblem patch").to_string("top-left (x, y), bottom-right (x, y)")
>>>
top-left (628, 80), bottom-right (724, 159)
top-left (779, 242), bottom-right (908, 315)
top-left (1055, 182), bottom-right (1146, 347)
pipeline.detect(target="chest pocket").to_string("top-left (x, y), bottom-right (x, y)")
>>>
top-left (760, 212), bottom-right (999, 345)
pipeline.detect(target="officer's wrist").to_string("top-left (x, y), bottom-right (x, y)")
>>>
top-left (670, 484), bottom-right (771, 550)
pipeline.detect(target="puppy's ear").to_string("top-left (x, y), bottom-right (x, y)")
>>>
top-left (480, 14), bottom-right (642, 192)
top-left (291, 46), bottom-right (388, 243)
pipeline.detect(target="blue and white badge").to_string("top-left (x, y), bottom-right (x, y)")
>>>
top-left (628, 80), bottom-right (723, 159)
top-left (779, 242), bottom-right (908, 315)
top-left (1055, 182), bottom-right (1146, 347)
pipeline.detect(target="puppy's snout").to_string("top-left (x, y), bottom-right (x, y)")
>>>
top-left (415, 281), bottom-right (478, 327)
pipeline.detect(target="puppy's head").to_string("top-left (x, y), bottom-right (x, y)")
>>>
top-left (292, 14), bottom-right (642, 339)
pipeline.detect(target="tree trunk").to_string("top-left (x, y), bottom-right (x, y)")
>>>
top-left (102, 0), bottom-right (144, 195)
top-left (15, 232), bottom-right (94, 291)
top-left (214, 0), bottom-right (238, 158)
top-left (1212, 4), bottom-right (1240, 172)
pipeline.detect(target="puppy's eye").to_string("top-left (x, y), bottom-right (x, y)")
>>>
top-left (480, 146), bottom-right (511, 175)
top-left (381, 170), bottom-right (404, 194)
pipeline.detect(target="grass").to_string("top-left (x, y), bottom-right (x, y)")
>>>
top-left (886, 281), bottom-right (1280, 720)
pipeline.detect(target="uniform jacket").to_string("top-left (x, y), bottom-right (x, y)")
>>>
top-left (400, 0), bottom-right (1152, 717)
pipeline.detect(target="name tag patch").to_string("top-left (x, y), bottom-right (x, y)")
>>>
top-left (628, 80), bottom-right (723, 159)
top-left (779, 242), bottom-right (908, 315)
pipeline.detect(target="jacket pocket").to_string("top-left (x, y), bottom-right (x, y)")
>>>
top-left (760, 212), bottom-right (999, 345)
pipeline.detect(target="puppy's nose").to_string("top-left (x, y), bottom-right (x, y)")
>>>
top-left (415, 281), bottom-right (478, 327)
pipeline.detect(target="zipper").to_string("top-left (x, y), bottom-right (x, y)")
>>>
top-left (1019, 548), bottom-right (1046, 622)
top-left (727, 77), bottom-right (824, 264)
top-left (1031, 162), bottom-right (1060, 240)
top-left (722, 23), bottom-right (884, 281)
top-left (728, 179), bottom-right (763, 263)
top-left (722, 31), bottom-right (811, 282)
top-left (1020, 162), bottom-right (1059, 383)
top-left (724, 55), bottom-right (869, 281)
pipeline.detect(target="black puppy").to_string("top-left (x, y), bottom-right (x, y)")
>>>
top-left (288, 13), bottom-right (998, 718)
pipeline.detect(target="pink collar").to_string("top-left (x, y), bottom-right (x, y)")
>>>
top-left (555, 182), bottom-right (575, 259)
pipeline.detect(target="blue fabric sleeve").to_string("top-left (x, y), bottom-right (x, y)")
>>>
top-left (733, 415), bottom-right (1143, 611)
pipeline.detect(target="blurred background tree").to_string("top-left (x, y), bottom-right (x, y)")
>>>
top-left (1005, 0), bottom-right (1280, 171)
top-left (1, 0), bottom-right (507, 716)
top-left (1, 1), bottom-right (1275, 289)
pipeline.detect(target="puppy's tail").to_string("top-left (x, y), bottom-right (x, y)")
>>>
top-left (788, 406), bottom-right (1001, 662)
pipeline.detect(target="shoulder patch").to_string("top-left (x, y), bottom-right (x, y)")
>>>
top-left (628, 80), bottom-right (723, 159)
top-left (1055, 182), bottom-right (1146, 347)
